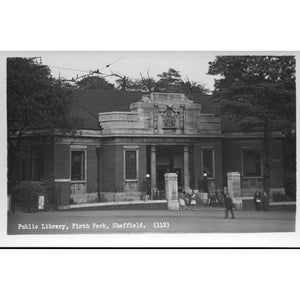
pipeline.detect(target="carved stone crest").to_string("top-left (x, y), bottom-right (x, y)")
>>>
top-left (161, 105), bottom-right (177, 128)
top-left (153, 104), bottom-right (185, 131)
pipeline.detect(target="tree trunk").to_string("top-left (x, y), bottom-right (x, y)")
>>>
top-left (263, 121), bottom-right (272, 195)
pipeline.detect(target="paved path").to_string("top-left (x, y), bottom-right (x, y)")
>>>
top-left (7, 207), bottom-right (295, 234)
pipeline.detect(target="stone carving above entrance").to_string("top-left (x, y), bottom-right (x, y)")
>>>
top-left (160, 105), bottom-right (178, 129)
top-left (153, 104), bottom-right (185, 131)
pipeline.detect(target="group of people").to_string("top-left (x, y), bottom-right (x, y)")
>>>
top-left (179, 190), bottom-right (235, 218)
top-left (179, 191), bottom-right (197, 210)
top-left (178, 189), bottom-right (270, 219)
top-left (254, 191), bottom-right (269, 211)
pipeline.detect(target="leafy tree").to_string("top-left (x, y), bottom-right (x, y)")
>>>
top-left (208, 55), bottom-right (296, 194)
top-left (180, 77), bottom-right (210, 94)
top-left (156, 68), bottom-right (182, 92)
top-left (128, 72), bottom-right (158, 93)
top-left (76, 75), bottom-right (114, 89)
top-left (111, 73), bottom-right (133, 91)
top-left (7, 57), bottom-right (82, 188)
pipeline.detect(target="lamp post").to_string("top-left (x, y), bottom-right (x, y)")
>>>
top-left (203, 172), bottom-right (208, 192)
top-left (203, 171), bottom-right (209, 205)
top-left (145, 174), bottom-right (151, 200)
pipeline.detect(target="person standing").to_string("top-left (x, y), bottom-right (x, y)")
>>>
top-left (254, 191), bottom-right (262, 211)
top-left (224, 192), bottom-right (235, 219)
top-left (190, 192), bottom-right (197, 210)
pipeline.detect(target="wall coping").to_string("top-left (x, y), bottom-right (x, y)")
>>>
top-left (66, 200), bottom-right (168, 209)
top-left (269, 202), bottom-right (296, 206)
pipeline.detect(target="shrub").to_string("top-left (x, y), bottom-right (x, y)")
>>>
top-left (13, 181), bottom-right (46, 212)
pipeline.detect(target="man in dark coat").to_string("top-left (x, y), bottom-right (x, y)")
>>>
top-left (224, 192), bottom-right (235, 219)
top-left (254, 191), bottom-right (263, 211)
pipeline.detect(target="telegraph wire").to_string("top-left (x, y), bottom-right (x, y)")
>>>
top-left (27, 55), bottom-right (125, 85)
top-left (48, 56), bottom-right (124, 82)
top-left (99, 56), bottom-right (124, 70)
top-left (48, 66), bottom-right (91, 73)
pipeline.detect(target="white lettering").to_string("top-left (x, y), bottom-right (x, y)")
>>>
top-left (71, 223), bottom-right (90, 229)
top-left (18, 223), bottom-right (38, 230)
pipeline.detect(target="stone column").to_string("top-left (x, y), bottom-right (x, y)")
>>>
top-left (165, 173), bottom-right (179, 210)
top-left (150, 146), bottom-right (157, 198)
top-left (227, 172), bottom-right (242, 210)
top-left (183, 146), bottom-right (191, 193)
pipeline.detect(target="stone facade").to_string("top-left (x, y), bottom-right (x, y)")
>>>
top-left (10, 92), bottom-right (286, 209)
top-left (99, 93), bottom-right (221, 136)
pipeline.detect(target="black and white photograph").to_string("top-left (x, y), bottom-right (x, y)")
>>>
top-left (2, 51), bottom-right (297, 242)
top-left (1, 1), bottom-right (300, 300)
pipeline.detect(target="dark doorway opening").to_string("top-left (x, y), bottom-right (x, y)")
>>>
top-left (147, 145), bottom-right (183, 192)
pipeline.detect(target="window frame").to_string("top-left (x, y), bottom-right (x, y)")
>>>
top-left (70, 147), bottom-right (87, 183)
top-left (123, 146), bottom-right (139, 181)
top-left (241, 148), bottom-right (263, 179)
top-left (201, 147), bottom-right (215, 179)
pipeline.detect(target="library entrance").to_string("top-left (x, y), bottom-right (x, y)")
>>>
top-left (146, 144), bottom-right (192, 197)
top-left (155, 145), bottom-right (183, 191)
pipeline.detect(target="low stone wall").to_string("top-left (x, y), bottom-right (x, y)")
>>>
top-left (71, 192), bottom-right (98, 204)
top-left (100, 192), bottom-right (143, 202)
top-left (68, 200), bottom-right (168, 211)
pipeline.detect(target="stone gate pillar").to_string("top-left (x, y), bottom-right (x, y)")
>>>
top-left (227, 172), bottom-right (242, 209)
top-left (164, 173), bottom-right (179, 210)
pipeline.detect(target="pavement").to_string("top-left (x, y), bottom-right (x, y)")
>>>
top-left (7, 206), bottom-right (296, 234)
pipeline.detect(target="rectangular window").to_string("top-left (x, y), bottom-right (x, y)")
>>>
top-left (243, 150), bottom-right (262, 177)
top-left (71, 151), bottom-right (86, 181)
top-left (125, 150), bottom-right (137, 180)
top-left (202, 149), bottom-right (214, 178)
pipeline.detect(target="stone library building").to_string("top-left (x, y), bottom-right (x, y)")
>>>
top-left (10, 91), bottom-right (285, 210)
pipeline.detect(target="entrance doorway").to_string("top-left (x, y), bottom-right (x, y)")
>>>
top-left (153, 146), bottom-right (183, 192)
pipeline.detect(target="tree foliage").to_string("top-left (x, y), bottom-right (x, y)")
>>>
top-left (76, 76), bottom-right (114, 90)
top-left (156, 68), bottom-right (182, 92)
top-left (7, 57), bottom-right (82, 182)
top-left (7, 57), bottom-right (82, 135)
top-left (112, 73), bottom-right (133, 91)
top-left (208, 56), bottom-right (295, 132)
top-left (136, 72), bottom-right (158, 93)
top-left (208, 55), bottom-right (296, 193)
top-left (155, 68), bottom-right (209, 94)
top-left (180, 77), bottom-right (210, 94)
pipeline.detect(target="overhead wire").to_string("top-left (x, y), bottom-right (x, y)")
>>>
top-left (49, 56), bottom-right (124, 82)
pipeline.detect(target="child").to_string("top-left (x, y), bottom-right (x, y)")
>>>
top-left (179, 192), bottom-right (186, 211)
top-left (190, 192), bottom-right (197, 210)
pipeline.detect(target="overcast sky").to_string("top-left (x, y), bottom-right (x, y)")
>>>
top-left (11, 51), bottom-right (218, 91)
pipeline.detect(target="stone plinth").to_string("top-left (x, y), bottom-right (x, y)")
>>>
top-left (164, 173), bottom-right (179, 210)
top-left (227, 172), bottom-right (242, 209)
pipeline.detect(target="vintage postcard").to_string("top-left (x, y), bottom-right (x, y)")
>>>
top-left (1, 51), bottom-right (298, 247)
